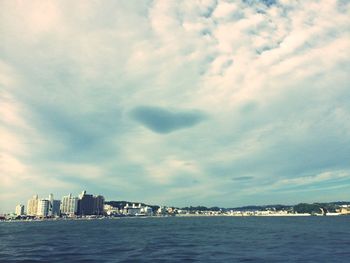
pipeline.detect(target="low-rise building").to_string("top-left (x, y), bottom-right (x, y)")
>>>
top-left (104, 204), bottom-right (119, 215)
top-left (340, 207), bottom-right (350, 215)
top-left (140, 206), bottom-right (153, 216)
top-left (124, 203), bottom-right (142, 215)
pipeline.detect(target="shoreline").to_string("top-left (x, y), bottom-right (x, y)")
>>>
top-left (1, 213), bottom-right (348, 223)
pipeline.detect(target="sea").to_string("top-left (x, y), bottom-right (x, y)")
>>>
top-left (0, 216), bottom-right (349, 262)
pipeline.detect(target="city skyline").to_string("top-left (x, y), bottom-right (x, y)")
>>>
top-left (1, 0), bottom-right (350, 213)
top-left (6, 189), bottom-right (350, 218)
top-left (15, 190), bottom-right (105, 217)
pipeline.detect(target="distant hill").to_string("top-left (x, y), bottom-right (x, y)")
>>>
top-left (181, 201), bottom-right (350, 213)
top-left (106, 200), bottom-right (350, 214)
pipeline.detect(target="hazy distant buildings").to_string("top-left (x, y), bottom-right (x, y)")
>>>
top-left (78, 191), bottom-right (94, 215)
top-left (93, 195), bottom-right (105, 215)
top-left (9, 193), bottom-right (350, 219)
top-left (141, 206), bottom-right (153, 216)
top-left (51, 200), bottom-right (61, 216)
top-left (78, 191), bottom-right (105, 216)
top-left (61, 194), bottom-right (79, 216)
top-left (26, 194), bottom-right (62, 217)
top-left (104, 204), bottom-right (119, 215)
top-left (124, 203), bottom-right (142, 215)
top-left (15, 204), bottom-right (24, 216)
top-left (48, 194), bottom-right (61, 217)
top-left (37, 199), bottom-right (50, 217)
top-left (27, 195), bottom-right (39, 216)
top-left (20, 191), bottom-right (104, 217)
top-left (339, 206), bottom-right (350, 215)
top-left (121, 203), bottom-right (153, 216)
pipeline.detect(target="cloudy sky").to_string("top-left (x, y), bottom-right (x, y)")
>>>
top-left (1, 0), bottom-right (350, 213)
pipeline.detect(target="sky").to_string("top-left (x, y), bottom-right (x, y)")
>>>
top-left (1, 0), bottom-right (350, 213)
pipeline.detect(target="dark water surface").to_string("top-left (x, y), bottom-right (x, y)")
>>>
top-left (1, 216), bottom-right (349, 262)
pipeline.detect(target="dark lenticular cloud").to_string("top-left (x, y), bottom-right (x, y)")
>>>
top-left (130, 106), bottom-right (206, 134)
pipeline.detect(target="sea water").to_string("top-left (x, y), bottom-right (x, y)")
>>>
top-left (1, 216), bottom-right (349, 262)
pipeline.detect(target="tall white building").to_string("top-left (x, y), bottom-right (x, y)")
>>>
top-left (37, 199), bottom-right (50, 217)
top-left (15, 204), bottom-right (25, 216)
top-left (61, 194), bottom-right (78, 216)
top-left (27, 194), bottom-right (39, 216)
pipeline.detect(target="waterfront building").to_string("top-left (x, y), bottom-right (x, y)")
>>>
top-left (124, 203), bottom-right (142, 215)
top-left (157, 206), bottom-right (168, 215)
top-left (61, 194), bottom-right (78, 216)
top-left (140, 206), bottom-right (153, 216)
top-left (93, 195), bottom-right (105, 215)
top-left (50, 200), bottom-right (61, 216)
top-left (104, 204), bottom-right (119, 215)
top-left (48, 194), bottom-right (61, 216)
top-left (37, 199), bottom-right (50, 217)
top-left (78, 191), bottom-right (105, 215)
top-left (340, 207), bottom-right (350, 215)
top-left (78, 191), bottom-right (94, 215)
top-left (27, 194), bottom-right (39, 216)
top-left (15, 204), bottom-right (24, 216)
top-left (120, 203), bottom-right (153, 216)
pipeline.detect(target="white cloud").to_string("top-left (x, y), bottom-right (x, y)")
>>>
top-left (0, 0), bottom-right (349, 212)
top-left (52, 163), bottom-right (105, 180)
top-left (274, 170), bottom-right (350, 188)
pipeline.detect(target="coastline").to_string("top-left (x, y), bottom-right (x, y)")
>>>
top-left (2, 213), bottom-right (348, 223)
